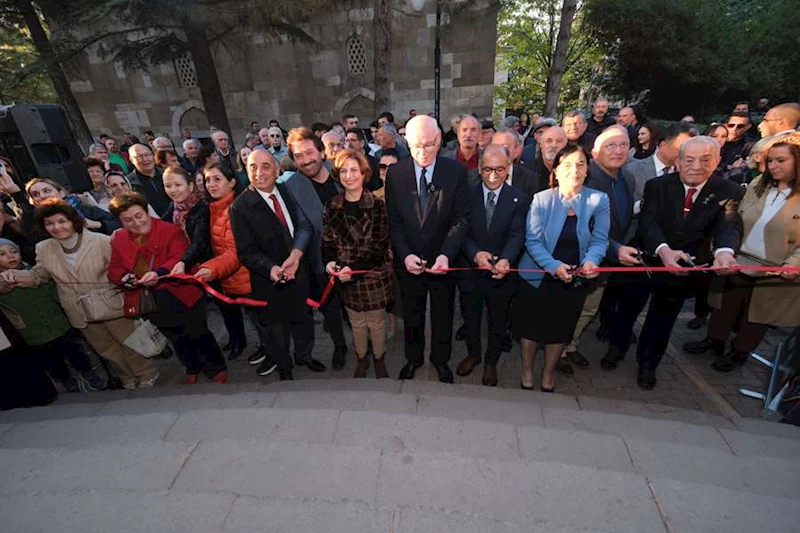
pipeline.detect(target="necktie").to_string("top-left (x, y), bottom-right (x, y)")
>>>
top-left (683, 187), bottom-right (697, 218)
top-left (269, 193), bottom-right (289, 229)
top-left (661, 167), bottom-right (671, 176)
top-left (485, 190), bottom-right (496, 230)
top-left (418, 167), bottom-right (429, 212)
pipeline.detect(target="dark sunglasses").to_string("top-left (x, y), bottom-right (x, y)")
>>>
top-left (379, 163), bottom-right (394, 170)
top-left (726, 123), bottom-right (747, 129)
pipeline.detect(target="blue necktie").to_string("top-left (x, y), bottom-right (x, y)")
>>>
top-left (486, 190), bottom-right (496, 231)
top-left (419, 168), bottom-right (429, 212)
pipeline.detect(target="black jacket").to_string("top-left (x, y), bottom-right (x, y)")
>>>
top-left (127, 168), bottom-right (170, 215)
top-left (585, 161), bottom-right (636, 264)
top-left (162, 201), bottom-right (211, 269)
top-left (638, 174), bottom-right (744, 266)
top-left (385, 156), bottom-right (471, 265)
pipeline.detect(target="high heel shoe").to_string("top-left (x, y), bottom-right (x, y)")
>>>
top-left (227, 337), bottom-right (246, 361)
top-left (520, 382), bottom-right (535, 390)
top-left (540, 385), bottom-right (555, 393)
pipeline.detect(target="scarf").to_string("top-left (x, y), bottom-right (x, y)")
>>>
top-left (171, 190), bottom-right (203, 233)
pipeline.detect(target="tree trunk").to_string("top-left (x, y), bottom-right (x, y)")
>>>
top-left (184, 23), bottom-right (232, 141)
top-left (543, 0), bottom-right (577, 117)
top-left (17, 0), bottom-right (93, 150)
top-left (373, 0), bottom-right (391, 114)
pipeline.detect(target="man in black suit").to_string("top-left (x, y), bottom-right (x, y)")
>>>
top-left (614, 137), bottom-right (744, 390)
top-left (455, 145), bottom-right (526, 386)
top-left (230, 150), bottom-right (314, 381)
top-left (386, 115), bottom-right (471, 382)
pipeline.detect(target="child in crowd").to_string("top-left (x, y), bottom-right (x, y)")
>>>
top-left (0, 238), bottom-right (107, 392)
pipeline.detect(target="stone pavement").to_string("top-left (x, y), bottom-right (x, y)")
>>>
top-left (146, 295), bottom-right (779, 420)
top-left (1, 379), bottom-right (799, 532)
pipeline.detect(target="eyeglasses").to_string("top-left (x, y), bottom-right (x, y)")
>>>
top-left (726, 123), bottom-right (747, 129)
top-left (269, 134), bottom-right (282, 138)
top-left (379, 163), bottom-right (394, 170)
top-left (603, 142), bottom-right (630, 151)
top-left (410, 141), bottom-right (439, 151)
top-left (480, 166), bottom-right (507, 175)
top-left (131, 153), bottom-right (154, 160)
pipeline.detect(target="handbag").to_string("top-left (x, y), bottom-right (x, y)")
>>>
top-left (123, 288), bottom-right (157, 317)
top-left (123, 318), bottom-right (168, 358)
top-left (77, 288), bottom-right (125, 322)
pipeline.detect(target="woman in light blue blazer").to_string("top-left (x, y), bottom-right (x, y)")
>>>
top-left (515, 145), bottom-right (610, 392)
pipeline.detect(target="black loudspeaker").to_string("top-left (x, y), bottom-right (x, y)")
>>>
top-left (0, 104), bottom-right (91, 192)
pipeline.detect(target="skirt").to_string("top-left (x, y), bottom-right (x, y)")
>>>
top-left (513, 276), bottom-right (589, 344)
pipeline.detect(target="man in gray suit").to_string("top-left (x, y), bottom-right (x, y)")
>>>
top-left (626, 121), bottom-right (698, 211)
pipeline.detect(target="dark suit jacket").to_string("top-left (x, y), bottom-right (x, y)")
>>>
top-left (385, 156), bottom-right (471, 266)
top-left (458, 183), bottom-right (526, 296)
top-left (638, 175), bottom-right (744, 266)
top-left (467, 164), bottom-right (538, 206)
top-left (127, 168), bottom-right (170, 215)
top-left (229, 185), bottom-right (313, 323)
top-left (585, 161), bottom-right (636, 262)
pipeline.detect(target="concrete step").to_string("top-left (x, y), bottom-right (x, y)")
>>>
top-left (1, 438), bottom-right (798, 533)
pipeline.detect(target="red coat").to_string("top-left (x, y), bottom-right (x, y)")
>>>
top-left (108, 217), bottom-right (204, 308)
top-left (201, 191), bottom-right (251, 296)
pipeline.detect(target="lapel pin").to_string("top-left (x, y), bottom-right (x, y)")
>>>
top-left (513, 197), bottom-right (518, 203)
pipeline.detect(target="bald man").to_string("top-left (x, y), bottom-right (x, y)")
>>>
top-left (758, 102), bottom-right (800, 138)
top-left (385, 115), bottom-right (471, 383)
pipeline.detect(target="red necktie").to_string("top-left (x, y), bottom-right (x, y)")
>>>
top-left (683, 187), bottom-right (697, 218)
top-left (269, 193), bottom-right (288, 229)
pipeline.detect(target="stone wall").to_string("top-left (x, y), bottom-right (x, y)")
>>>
top-left (68, 0), bottom-right (498, 145)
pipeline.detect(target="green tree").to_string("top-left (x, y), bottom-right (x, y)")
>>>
top-left (496, 0), bottom-right (601, 116)
top-left (0, 17), bottom-right (56, 103)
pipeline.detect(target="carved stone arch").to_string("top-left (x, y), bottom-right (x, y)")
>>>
top-left (171, 100), bottom-right (208, 138)
top-left (335, 88), bottom-right (376, 124)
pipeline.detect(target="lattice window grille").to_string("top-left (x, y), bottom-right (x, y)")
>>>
top-left (346, 35), bottom-right (367, 75)
top-left (174, 53), bottom-right (198, 88)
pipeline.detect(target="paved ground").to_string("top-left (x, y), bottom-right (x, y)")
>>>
top-left (146, 295), bottom-right (782, 420)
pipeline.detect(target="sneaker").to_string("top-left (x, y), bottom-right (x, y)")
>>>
top-left (248, 347), bottom-right (267, 366)
top-left (122, 380), bottom-right (138, 390)
top-left (257, 359), bottom-right (278, 376)
top-left (138, 372), bottom-right (160, 389)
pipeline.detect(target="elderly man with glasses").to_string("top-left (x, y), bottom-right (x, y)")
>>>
top-left (126, 143), bottom-right (170, 215)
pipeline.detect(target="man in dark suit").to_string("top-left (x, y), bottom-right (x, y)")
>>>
top-left (455, 145), bottom-right (526, 386)
top-left (612, 137), bottom-right (744, 390)
top-left (563, 110), bottom-right (597, 155)
top-left (386, 115), bottom-right (471, 382)
top-left (230, 150), bottom-right (314, 381)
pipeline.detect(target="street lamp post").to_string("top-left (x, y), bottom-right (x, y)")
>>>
top-left (411, 0), bottom-right (442, 121)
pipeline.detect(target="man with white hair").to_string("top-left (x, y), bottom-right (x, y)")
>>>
top-left (212, 130), bottom-right (235, 173)
top-left (374, 123), bottom-right (410, 160)
top-left (180, 138), bottom-right (203, 174)
top-left (152, 136), bottom-right (174, 152)
top-left (321, 131), bottom-right (344, 161)
top-left (606, 136), bottom-right (744, 390)
top-left (259, 126), bottom-right (288, 161)
top-left (385, 115), bottom-right (471, 383)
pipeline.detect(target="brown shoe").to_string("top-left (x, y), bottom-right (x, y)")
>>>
top-left (456, 355), bottom-right (481, 376)
top-left (482, 364), bottom-right (498, 387)
top-left (373, 356), bottom-right (389, 379)
top-left (354, 358), bottom-right (370, 378)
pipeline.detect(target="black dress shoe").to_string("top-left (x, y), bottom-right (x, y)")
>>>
top-left (600, 350), bottom-right (624, 371)
top-left (433, 363), bottom-right (454, 383)
top-left (595, 326), bottom-right (611, 342)
top-left (332, 344), bottom-right (347, 371)
top-left (398, 361), bottom-right (423, 380)
top-left (279, 370), bottom-right (294, 381)
top-left (227, 337), bottom-right (246, 361)
top-left (297, 358), bottom-right (326, 373)
top-left (455, 324), bottom-right (467, 341)
top-left (501, 332), bottom-right (513, 353)
top-left (711, 351), bottom-right (748, 372)
top-left (683, 338), bottom-right (724, 356)
top-left (566, 350), bottom-right (590, 368)
top-left (686, 316), bottom-right (707, 330)
top-left (637, 367), bottom-right (656, 390)
top-left (555, 357), bottom-right (574, 376)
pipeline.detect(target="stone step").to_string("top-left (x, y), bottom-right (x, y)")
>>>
top-left (1, 439), bottom-right (798, 533)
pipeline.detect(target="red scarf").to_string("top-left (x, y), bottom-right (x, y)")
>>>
top-left (172, 191), bottom-right (203, 233)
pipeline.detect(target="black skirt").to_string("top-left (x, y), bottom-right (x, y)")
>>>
top-left (513, 276), bottom-right (589, 344)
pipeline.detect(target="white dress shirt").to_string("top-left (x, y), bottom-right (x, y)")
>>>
top-left (740, 187), bottom-right (790, 259)
top-left (256, 187), bottom-right (295, 237)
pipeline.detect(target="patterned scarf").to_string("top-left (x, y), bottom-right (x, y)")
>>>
top-left (172, 190), bottom-right (203, 233)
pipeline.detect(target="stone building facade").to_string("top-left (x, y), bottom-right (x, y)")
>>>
top-left (68, 0), bottom-right (498, 144)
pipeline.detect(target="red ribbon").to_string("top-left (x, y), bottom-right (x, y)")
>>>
top-left (306, 274), bottom-right (337, 309)
top-left (161, 273), bottom-right (268, 307)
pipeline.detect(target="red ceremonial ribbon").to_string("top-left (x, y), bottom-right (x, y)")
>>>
top-left (160, 273), bottom-right (268, 307)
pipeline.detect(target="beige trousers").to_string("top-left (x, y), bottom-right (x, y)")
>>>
top-left (82, 317), bottom-right (158, 385)
top-left (565, 281), bottom-right (607, 354)
top-left (345, 307), bottom-right (387, 359)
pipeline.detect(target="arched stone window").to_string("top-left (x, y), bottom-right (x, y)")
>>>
top-left (346, 35), bottom-right (367, 75)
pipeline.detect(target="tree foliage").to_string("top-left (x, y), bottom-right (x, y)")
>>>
top-left (0, 17), bottom-right (56, 104)
top-left (496, 0), bottom-right (602, 115)
top-left (584, 0), bottom-right (799, 119)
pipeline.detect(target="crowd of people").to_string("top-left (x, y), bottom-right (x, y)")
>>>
top-left (0, 98), bottom-right (798, 410)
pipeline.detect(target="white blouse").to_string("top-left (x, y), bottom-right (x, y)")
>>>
top-left (740, 187), bottom-right (790, 259)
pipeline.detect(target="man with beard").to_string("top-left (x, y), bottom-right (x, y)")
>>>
top-left (530, 126), bottom-right (568, 192)
top-left (586, 98), bottom-right (616, 137)
top-left (281, 128), bottom-right (348, 371)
